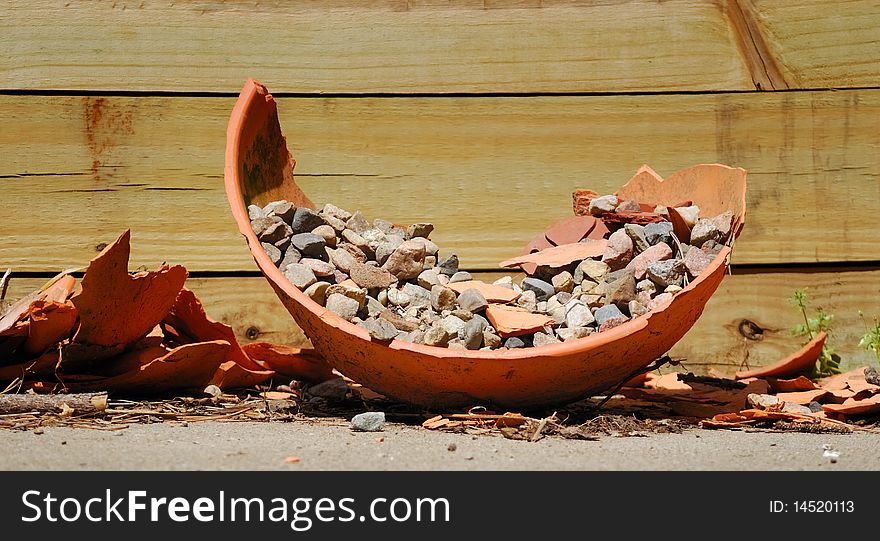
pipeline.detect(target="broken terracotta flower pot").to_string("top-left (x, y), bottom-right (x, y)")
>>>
top-left (225, 79), bottom-right (747, 409)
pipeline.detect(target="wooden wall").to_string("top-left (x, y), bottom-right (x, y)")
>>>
top-left (2, 1), bottom-right (879, 373)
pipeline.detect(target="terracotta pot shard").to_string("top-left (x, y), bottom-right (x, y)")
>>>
top-left (735, 332), bottom-right (826, 380)
top-left (500, 240), bottom-right (608, 270)
top-left (70, 230), bottom-right (188, 348)
top-left (224, 79), bottom-right (747, 408)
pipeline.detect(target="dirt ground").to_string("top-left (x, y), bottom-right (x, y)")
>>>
top-left (1, 420), bottom-right (877, 471)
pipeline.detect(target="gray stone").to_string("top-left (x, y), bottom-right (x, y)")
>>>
top-left (341, 229), bottom-right (372, 257)
top-left (576, 259), bottom-right (609, 283)
top-left (379, 309), bottom-right (420, 332)
top-left (349, 263), bottom-right (397, 290)
top-left (533, 332), bottom-right (561, 347)
top-left (598, 316), bottom-right (630, 332)
top-left (647, 292), bottom-right (674, 310)
top-left (375, 236), bottom-right (404, 265)
top-left (628, 300), bottom-right (648, 318)
top-left (373, 218), bottom-right (394, 233)
top-left (431, 285), bottom-right (457, 312)
top-left (406, 222), bottom-right (434, 240)
top-left (556, 291), bottom-right (573, 304)
top-left (351, 411), bottom-right (385, 432)
top-left (551, 271), bottom-right (574, 293)
top-left (616, 198), bottom-right (641, 212)
top-left (646, 259), bottom-right (686, 288)
top-left (605, 269), bottom-right (637, 307)
top-left (289, 233), bottom-right (326, 258)
top-left (636, 279), bottom-right (657, 295)
top-left (440, 315), bottom-right (467, 337)
top-left (504, 336), bottom-right (526, 349)
top-left (516, 290), bottom-right (538, 312)
top-left (311, 224), bottom-right (337, 248)
top-left (556, 326), bottom-right (592, 341)
top-left (307, 378), bottom-right (348, 400)
top-left (624, 224), bottom-right (650, 253)
top-left (345, 211), bottom-right (371, 233)
top-left (683, 247), bottom-right (713, 278)
top-left (461, 317), bottom-right (486, 350)
top-left (361, 228), bottom-right (389, 253)
top-left (323, 214), bottom-right (347, 233)
top-left (365, 296), bottom-right (385, 318)
top-left (548, 305), bottom-right (567, 324)
top-left (674, 205), bottom-right (700, 228)
top-left (320, 203), bottom-right (352, 221)
top-left (418, 268), bottom-right (442, 289)
top-left (261, 242), bottom-right (282, 266)
top-left (589, 194), bottom-right (619, 215)
top-left (326, 283), bottom-right (366, 309)
top-left (326, 293), bottom-right (360, 321)
top-left (493, 275), bottom-right (514, 289)
top-left (247, 204), bottom-right (266, 221)
top-left (387, 287), bottom-right (412, 307)
top-left (602, 229), bottom-right (634, 270)
top-left (424, 325), bottom-right (451, 347)
top-left (447, 339), bottom-right (467, 350)
top-left (250, 216), bottom-right (279, 238)
top-left (327, 247), bottom-right (360, 274)
top-left (579, 280), bottom-right (599, 294)
top-left (382, 240), bottom-right (426, 280)
top-left (264, 201), bottom-right (296, 223)
top-left (437, 255), bottom-right (460, 276)
top-left (272, 235), bottom-right (291, 253)
top-left (449, 271), bottom-right (473, 283)
top-left (409, 237), bottom-right (439, 257)
top-left (304, 281), bottom-right (330, 305)
top-left (457, 288), bottom-right (488, 313)
top-left (581, 294), bottom-right (603, 308)
top-left (482, 328), bottom-right (502, 349)
top-left (522, 277), bottom-right (555, 302)
top-left (690, 211), bottom-right (733, 248)
top-left (283, 263), bottom-right (317, 289)
top-left (288, 207), bottom-right (324, 234)
top-left (401, 283), bottom-right (432, 308)
top-left (300, 257), bottom-right (335, 277)
top-left (258, 219), bottom-right (292, 245)
top-left (565, 300), bottom-right (595, 328)
top-left (747, 393), bottom-right (780, 410)
top-left (644, 221), bottom-right (674, 246)
top-left (359, 318), bottom-right (399, 342)
top-left (594, 304), bottom-right (626, 326)
top-left (278, 246), bottom-right (302, 269)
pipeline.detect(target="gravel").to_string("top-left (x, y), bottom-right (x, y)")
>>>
top-left (255, 196), bottom-right (731, 351)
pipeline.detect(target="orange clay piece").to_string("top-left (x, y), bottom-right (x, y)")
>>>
top-left (224, 79), bottom-right (747, 408)
top-left (735, 332), bottom-right (826, 380)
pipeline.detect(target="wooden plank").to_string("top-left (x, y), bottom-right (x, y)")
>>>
top-left (1, 90), bottom-right (879, 272)
top-left (753, 0), bottom-right (880, 89)
top-left (6, 269), bottom-right (879, 373)
top-left (0, 0), bottom-right (756, 93)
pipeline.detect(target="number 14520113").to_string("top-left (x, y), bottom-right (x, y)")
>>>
top-left (771, 501), bottom-right (855, 513)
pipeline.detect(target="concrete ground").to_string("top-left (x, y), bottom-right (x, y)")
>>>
top-left (1, 421), bottom-right (876, 470)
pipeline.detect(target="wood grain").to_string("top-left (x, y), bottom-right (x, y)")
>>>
top-left (0, 0), bottom-right (754, 93)
top-left (6, 269), bottom-right (879, 373)
top-left (751, 0), bottom-right (880, 89)
top-left (2, 90), bottom-right (878, 271)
